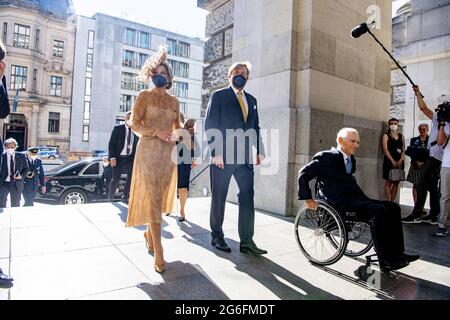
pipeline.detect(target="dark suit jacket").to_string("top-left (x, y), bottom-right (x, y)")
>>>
top-left (204, 86), bottom-right (265, 166)
top-left (298, 148), bottom-right (367, 205)
top-left (108, 124), bottom-right (139, 160)
top-left (0, 152), bottom-right (29, 192)
top-left (0, 76), bottom-right (11, 155)
top-left (23, 157), bottom-right (45, 192)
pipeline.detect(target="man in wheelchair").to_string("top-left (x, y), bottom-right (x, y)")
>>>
top-left (298, 128), bottom-right (419, 271)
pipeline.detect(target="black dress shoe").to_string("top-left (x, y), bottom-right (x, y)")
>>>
top-left (178, 217), bottom-right (185, 222)
top-left (240, 242), bottom-right (268, 255)
top-left (380, 258), bottom-right (409, 271)
top-left (211, 239), bottom-right (231, 252)
top-left (402, 253), bottom-right (420, 263)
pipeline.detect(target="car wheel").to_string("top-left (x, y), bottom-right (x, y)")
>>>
top-left (60, 189), bottom-right (88, 205)
top-left (49, 155), bottom-right (55, 160)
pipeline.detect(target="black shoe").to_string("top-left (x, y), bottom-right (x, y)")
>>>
top-left (211, 239), bottom-right (231, 252)
top-left (402, 253), bottom-right (420, 263)
top-left (0, 270), bottom-right (13, 283)
top-left (418, 214), bottom-right (438, 225)
top-left (178, 217), bottom-right (185, 222)
top-left (380, 258), bottom-right (409, 271)
top-left (401, 214), bottom-right (421, 224)
top-left (239, 242), bottom-right (268, 255)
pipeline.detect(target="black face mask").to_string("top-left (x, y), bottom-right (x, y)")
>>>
top-left (152, 74), bottom-right (168, 88)
top-left (232, 75), bottom-right (247, 89)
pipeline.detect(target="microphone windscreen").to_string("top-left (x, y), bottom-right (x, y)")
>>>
top-left (351, 23), bottom-right (369, 39)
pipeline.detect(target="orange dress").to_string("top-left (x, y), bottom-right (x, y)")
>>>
top-left (126, 88), bottom-right (181, 226)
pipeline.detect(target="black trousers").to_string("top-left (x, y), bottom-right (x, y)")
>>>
top-left (22, 187), bottom-right (36, 207)
top-left (0, 182), bottom-right (21, 208)
top-left (336, 199), bottom-right (405, 262)
top-left (413, 157), bottom-right (441, 216)
top-left (210, 164), bottom-right (255, 244)
top-left (108, 156), bottom-right (134, 200)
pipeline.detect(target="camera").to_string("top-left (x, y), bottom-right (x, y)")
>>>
top-left (436, 101), bottom-right (450, 123)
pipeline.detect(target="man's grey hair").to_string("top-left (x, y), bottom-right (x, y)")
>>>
top-left (336, 128), bottom-right (359, 145)
top-left (228, 61), bottom-right (252, 77)
top-left (4, 138), bottom-right (18, 148)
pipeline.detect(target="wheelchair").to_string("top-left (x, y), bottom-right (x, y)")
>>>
top-left (294, 198), bottom-right (377, 281)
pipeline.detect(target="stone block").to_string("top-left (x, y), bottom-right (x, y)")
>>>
top-left (205, 0), bottom-right (234, 37)
top-left (392, 86), bottom-right (406, 104)
top-left (309, 108), bottom-right (344, 154)
top-left (260, 70), bottom-right (295, 110)
top-left (205, 32), bottom-right (224, 63)
top-left (433, 58), bottom-right (450, 81)
top-left (391, 68), bottom-right (407, 86)
top-left (224, 28), bottom-right (233, 56)
top-left (203, 57), bottom-right (232, 90)
top-left (261, 0), bottom-right (295, 41)
top-left (260, 31), bottom-right (293, 76)
top-left (310, 28), bottom-right (336, 76)
top-left (375, 56), bottom-right (391, 93)
top-left (293, 28), bottom-right (311, 71)
top-left (390, 103), bottom-right (405, 121)
top-left (354, 83), bottom-right (390, 121)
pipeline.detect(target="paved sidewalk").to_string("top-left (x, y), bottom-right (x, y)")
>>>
top-left (0, 198), bottom-right (449, 300)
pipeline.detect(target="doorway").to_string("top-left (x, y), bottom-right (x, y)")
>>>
top-left (3, 114), bottom-right (28, 151)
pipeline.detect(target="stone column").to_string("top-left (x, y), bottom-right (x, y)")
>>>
top-left (199, 0), bottom-right (392, 216)
top-left (30, 104), bottom-right (40, 147)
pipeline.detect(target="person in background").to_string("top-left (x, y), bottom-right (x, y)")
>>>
top-left (100, 157), bottom-right (112, 197)
top-left (22, 147), bottom-right (46, 206)
top-left (382, 118), bottom-right (405, 201)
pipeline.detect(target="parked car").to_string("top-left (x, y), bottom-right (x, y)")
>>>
top-left (34, 146), bottom-right (60, 159)
top-left (92, 150), bottom-right (108, 158)
top-left (36, 158), bottom-right (126, 205)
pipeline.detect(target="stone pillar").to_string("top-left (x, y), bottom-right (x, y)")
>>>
top-left (30, 104), bottom-right (40, 147)
top-left (199, 0), bottom-right (392, 216)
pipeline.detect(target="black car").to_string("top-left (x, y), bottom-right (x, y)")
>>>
top-left (36, 158), bottom-right (125, 205)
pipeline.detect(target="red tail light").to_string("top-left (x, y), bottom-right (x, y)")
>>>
top-left (45, 176), bottom-right (50, 183)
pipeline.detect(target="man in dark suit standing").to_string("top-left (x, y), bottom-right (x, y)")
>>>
top-left (108, 111), bottom-right (139, 202)
top-left (22, 147), bottom-right (46, 206)
top-left (205, 61), bottom-right (266, 254)
top-left (0, 138), bottom-right (28, 208)
top-left (298, 128), bottom-right (420, 271)
top-left (0, 40), bottom-right (13, 286)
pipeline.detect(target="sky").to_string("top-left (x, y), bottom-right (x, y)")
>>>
top-left (71, 0), bottom-right (208, 39)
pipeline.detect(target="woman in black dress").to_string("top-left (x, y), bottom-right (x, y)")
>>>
top-left (382, 118), bottom-right (405, 201)
top-left (177, 118), bottom-right (198, 222)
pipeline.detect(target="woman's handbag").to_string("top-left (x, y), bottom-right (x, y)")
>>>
top-left (389, 169), bottom-right (406, 182)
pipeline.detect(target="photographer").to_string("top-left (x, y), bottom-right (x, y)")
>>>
top-left (402, 86), bottom-right (443, 225)
top-left (435, 102), bottom-right (450, 237)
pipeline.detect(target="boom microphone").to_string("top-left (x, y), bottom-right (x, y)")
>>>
top-left (351, 23), bottom-right (369, 39)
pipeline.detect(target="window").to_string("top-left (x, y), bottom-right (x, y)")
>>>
top-left (179, 102), bottom-right (186, 115)
top-left (120, 94), bottom-right (133, 112)
top-left (138, 53), bottom-right (148, 68)
top-left (171, 81), bottom-right (188, 98)
top-left (50, 76), bottom-right (62, 96)
top-left (122, 50), bottom-right (134, 67)
top-left (82, 163), bottom-right (99, 175)
top-left (88, 30), bottom-right (94, 49)
top-left (86, 53), bottom-right (93, 73)
top-left (121, 72), bottom-right (147, 91)
top-left (32, 69), bottom-right (37, 93)
top-left (10, 65), bottom-right (28, 90)
top-left (124, 28), bottom-right (136, 46)
top-left (63, 163), bottom-right (85, 176)
top-left (83, 102), bottom-right (90, 124)
top-left (52, 40), bottom-right (64, 57)
top-left (2, 22), bottom-right (6, 43)
top-left (82, 125), bottom-right (89, 141)
top-left (167, 38), bottom-right (190, 58)
top-left (168, 59), bottom-right (189, 78)
top-left (13, 24), bottom-right (30, 48)
top-left (48, 112), bottom-right (60, 133)
top-left (139, 31), bottom-right (149, 48)
top-left (35, 29), bottom-right (40, 50)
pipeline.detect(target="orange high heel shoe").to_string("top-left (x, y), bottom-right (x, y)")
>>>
top-left (154, 249), bottom-right (165, 273)
top-left (144, 231), bottom-right (154, 253)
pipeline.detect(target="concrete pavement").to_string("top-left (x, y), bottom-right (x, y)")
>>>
top-left (0, 196), bottom-right (449, 300)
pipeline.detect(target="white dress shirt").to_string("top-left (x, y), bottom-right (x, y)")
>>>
top-left (5, 152), bottom-right (15, 182)
top-left (120, 125), bottom-right (134, 156)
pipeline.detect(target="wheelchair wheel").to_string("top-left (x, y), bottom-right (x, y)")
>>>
top-left (344, 221), bottom-right (374, 257)
top-left (295, 200), bottom-right (348, 266)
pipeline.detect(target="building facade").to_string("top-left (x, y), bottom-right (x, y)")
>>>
top-left (198, 0), bottom-right (393, 216)
top-left (391, 0), bottom-right (450, 141)
top-left (70, 13), bottom-right (204, 154)
top-left (0, 0), bottom-right (76, 152)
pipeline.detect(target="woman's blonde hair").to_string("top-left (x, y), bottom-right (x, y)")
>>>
top-left (139, 44), bottom-right (174, 89)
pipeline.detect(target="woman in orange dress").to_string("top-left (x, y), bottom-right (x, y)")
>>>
top-left (126, 45), bottom-right (182, 273)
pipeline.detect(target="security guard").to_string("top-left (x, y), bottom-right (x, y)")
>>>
top-left (22, 147), bottom-right (46, 206)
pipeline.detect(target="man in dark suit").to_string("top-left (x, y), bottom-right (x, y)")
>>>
top-left (298, 128), bottom-right (419, 271)
top-left (22, 147), bottom-right (46, 206)
top-left (0, 40), bottom-right (13, 285)
top-left (0, 138), bottom-right (28, 208)
top-left (108, 111), bottom-right (139, 202)
top-left (205, 61), bottom-right (266, 254)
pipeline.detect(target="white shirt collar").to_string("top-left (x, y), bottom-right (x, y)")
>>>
top-left (336, 147), bottom-right (350, 161)
top-left (231, 86), bottom-right (245, 96)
